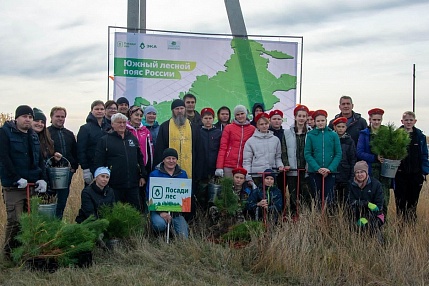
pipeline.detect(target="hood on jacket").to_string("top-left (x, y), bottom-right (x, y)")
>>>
top-left (251, 103), bottom-right (265, 117)
top-left (141, 118), bottom-right (159, 128)
top-left (232, 119), bottom-right (252, 126)
top-left (252, 129), bottom-right (274, 139)
top-left (155, 162), bottom-right (183, 177)
top-left (126, 121), bottom-right (144, 130)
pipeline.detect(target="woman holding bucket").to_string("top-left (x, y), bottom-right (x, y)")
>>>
top-left (357, 108), bottom-right (391, 217)
top-left (75, 167), bottom-right (115, 223)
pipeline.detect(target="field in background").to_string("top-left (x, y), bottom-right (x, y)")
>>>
top-left (1, 171), bottom-right (429, 285)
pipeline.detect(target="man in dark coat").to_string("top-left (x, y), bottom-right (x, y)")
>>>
top-left (94, 113), bottom-right (147, 211)
top-left (328, 95), bottom-right (367, 145)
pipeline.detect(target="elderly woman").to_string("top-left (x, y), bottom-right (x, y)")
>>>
top-left (215, 105), bottom-right (255, 178)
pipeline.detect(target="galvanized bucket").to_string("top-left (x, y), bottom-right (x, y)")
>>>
top-left (208, 183), bottom-right (222, 203)
top-left (38, 203), bottom-right (57, 218)
top-left (46, 157), bottom-right (71, 190)
top-left (381, 159), bottom-right (401, 178)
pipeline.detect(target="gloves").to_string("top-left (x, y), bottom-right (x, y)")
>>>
top-left (83, 169), bottom-right (94, 184)
top-left (17, 178), bottom-right (28, 188)
top-left (357, 217), bottom-right (368, 227)
top-left (35, 180), bottom-right (47, 193)
top-left (368, 202), bottom-right (379, 212)
top-left (215, 169), bottom-right (224, 177)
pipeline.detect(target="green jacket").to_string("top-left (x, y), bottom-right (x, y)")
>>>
top-left (304, 126), bottom-right (342, 173)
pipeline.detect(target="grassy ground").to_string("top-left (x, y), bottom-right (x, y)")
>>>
top-left (1, 170), bottom-right (429, 285)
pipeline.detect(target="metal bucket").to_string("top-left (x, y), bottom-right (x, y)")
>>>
top-left (381, 159), bottom-right (401, 178)
top-left (38, 203), bottom-right (57, 218)
top-left (46, 157), bottom-right (71, 190)
top-left (208, 183), bottom-right (222, 203)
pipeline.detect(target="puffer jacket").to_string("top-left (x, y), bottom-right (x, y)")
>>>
top-left (304, 126), bottom-right (342, 173)
top-left (126, 122), bottom-right (154, 167)
top-left (328, 111), bottom-right (367, 145)
top-left (75, 183), bottom-right (115, 223)
top-left (284, 125), bottom-right (311, 176)
top-left (216, 119), bottom-right (255, 169)
top-left (77, 113), bottom-right (108, 173)
top-left (243, 129), bottom-right (283, 174)
top-left (356, 127), bottom-right (377, 175)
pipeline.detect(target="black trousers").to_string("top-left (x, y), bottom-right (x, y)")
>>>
top-left (394, 171), bottom-right (424, 222)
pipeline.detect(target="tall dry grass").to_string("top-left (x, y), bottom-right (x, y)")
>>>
top-left (1, 171), bottom-right (429, 285)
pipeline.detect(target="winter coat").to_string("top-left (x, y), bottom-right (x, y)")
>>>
top-left (246, 185), bottom-right (283, 221)
top-left (75, 183), bottom-right (115, 223)
top-left (250, 103), bottom-right (265, 126)
top-left (187, 110), bottom-right (202, 126)
top-left (94, 130), bottom-right (146, 189)
top-left (126, 122), bottom-right (154, 167)
top-left (214, 121), bottom-right (229, 132)
top-left (216, 120), bottom-right (255, 169)
top-left (284, 125), bottom-right (311, 176)
top-left (356, 127), bottom-right (377, 175)
top-left (0, 121), bottom-right (44, 186)
top-left (336, 133), bottom-right (357, 183)
top-left (347, 176), bottom-right (384, 217)
top-left (142, 119), bottom-right (160, 149)
top-left (243, 129), bottom-right (283, 174)
top-left (328, 111), bottom-right (368, 146)
top-left (77, 113), bottom-right (108, 173)
top-left (397, 126), bottom-right (429, 175)
top-left (154, 119), bottom-right (203, 179)
top-left (304, 126), bottom-right (342, 173)
top-left (47, 125), bottom-right (78, 170)
top-left (199, 126), bottom-right (222, 178)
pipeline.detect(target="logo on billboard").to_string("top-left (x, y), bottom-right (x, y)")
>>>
top-left (168, 41), bottom-right (181, 50)
top-left (151, 186), bottom-right (163, 199)
top-left (140, 42), bottom-right (157, 49)
top-left (117, 41), bottom-right (136, 48)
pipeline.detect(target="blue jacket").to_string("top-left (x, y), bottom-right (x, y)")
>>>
top-left (356, 128), bottom-right (377, 175)
top-left (246, 185), bottom-right (283, 221)
top-left (304, 126), bottom-right (342, 173)
top-left (0, 121), bottom-right (44, 186)
top-left (146, 163), bottom-right (188, 200)
top-left (77, 113), bottom-right (108, 173)
top-left (142, 118), bottom-right (160, 149)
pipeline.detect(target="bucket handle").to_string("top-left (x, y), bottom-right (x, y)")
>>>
top-left (46, 156), bottom-right (71, 168)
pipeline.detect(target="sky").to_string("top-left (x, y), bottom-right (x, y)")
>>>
top-left (1, 0), bottom-right (428, 133)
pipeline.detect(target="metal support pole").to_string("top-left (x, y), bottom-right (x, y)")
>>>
top-left (127, 0), bottom-right (139, 32)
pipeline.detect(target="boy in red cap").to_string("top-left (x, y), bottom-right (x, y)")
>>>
top-left (357, 108), bottom-right (391, 217)
top-left (209, 167), bottom-right (256, 232)
top-left (197, 107), bottom-right (222, 211)
top-left (332, 117), bottom-right (356, 206)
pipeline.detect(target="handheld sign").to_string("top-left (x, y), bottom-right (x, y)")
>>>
top-left (148, 177), bottom-right (192, 212)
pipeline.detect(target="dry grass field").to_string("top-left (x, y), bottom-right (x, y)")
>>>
top-left (1, 169), bottom-right (429, 285)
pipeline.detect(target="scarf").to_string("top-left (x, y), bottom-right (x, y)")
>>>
top-left (168, 118), bottom-right (193, 178)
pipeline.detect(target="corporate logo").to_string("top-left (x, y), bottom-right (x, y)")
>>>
top-left (168, 41), bottom-right (181, 50)
top-left (140, 42), bottom-right (157, 49)
top-left (117, 41), bottom-right (136, 48)
top-left (128, 139), bottom-right (135, 147)
top-left (152, 186), bottom-right (163, 199)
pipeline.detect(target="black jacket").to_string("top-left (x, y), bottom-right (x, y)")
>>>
top-left (154, 119), bottom-right (203, 179)
top-left (336, 133), bottom-right (357, 183)
top-left (48, 125), bottom-right (78, 170)
top-left (94, 130), bottom-right (147, 189)
top-left (199, 126), bottom-right (222, 178)
top-left (75, 183), bottom-right (115, 223)
top-left (0, 121), bottom-right (44, 186)
top-left (77, 113), bottom-right (108, 172)
top-left (347, 176), bottom-right (384, 219)
top-left (328, 111), bottom-right (367, 146)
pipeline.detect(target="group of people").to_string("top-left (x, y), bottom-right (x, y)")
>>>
top-left (1, 93), bottom-right (428, 257)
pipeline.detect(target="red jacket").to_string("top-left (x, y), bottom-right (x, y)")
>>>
top-left (216, 120), bottom-right (255, 169)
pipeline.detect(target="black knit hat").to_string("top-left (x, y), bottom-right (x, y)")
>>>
top-left (171, 99), bottom-right (185, 110)
top-left (162, 148), bottom-right (179, 160)
top-left (15, 105), bottom-right (34, 119)
top-left (263, 169), bottom-right (276, 179)
top-left (116, 97), bottom-right (129, 106)
top-left (33, 108), bottom-right (46, 123)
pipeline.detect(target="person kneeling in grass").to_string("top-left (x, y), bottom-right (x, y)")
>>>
top-left (75, 167), bottom-right (115, 223)
top-left (347, 161), bottom-right (384, 237)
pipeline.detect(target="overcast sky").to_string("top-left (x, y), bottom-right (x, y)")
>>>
top-left (1, 0), bottom-right (428, 133)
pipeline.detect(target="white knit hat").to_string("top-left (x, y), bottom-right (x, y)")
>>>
top-left (233, 105), bottom-right (247, 116)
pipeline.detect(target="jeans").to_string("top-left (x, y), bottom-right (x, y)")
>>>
top-left (150, 212), bottom-right (189, 239)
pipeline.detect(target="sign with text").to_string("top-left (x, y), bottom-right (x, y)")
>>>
top-left (148, 177), bottom-right (192, 212)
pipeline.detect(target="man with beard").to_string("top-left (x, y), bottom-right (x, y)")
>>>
top-left (154, 99), bottom-right (202, 180)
